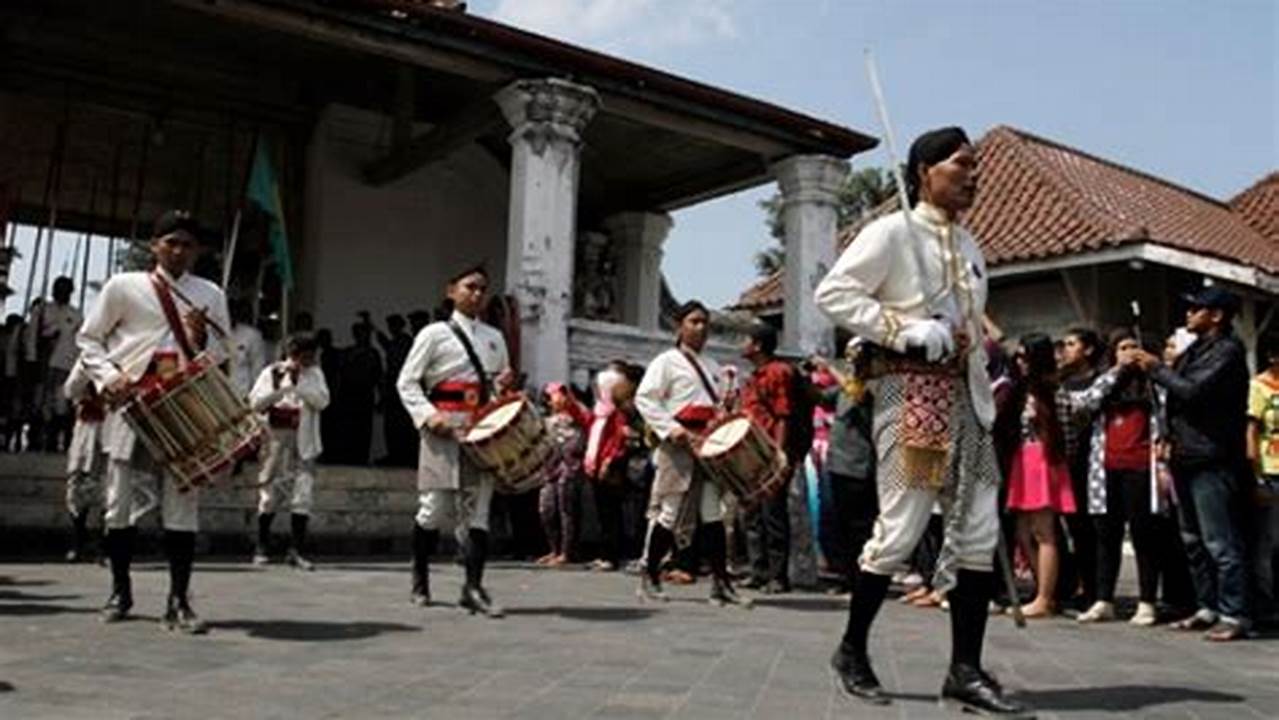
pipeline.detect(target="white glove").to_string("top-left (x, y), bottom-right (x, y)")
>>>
top-left (895, 319), bottom-right (955, 362)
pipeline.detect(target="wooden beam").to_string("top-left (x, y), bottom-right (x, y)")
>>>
top-left (363, 100), bottom-right (504, 185)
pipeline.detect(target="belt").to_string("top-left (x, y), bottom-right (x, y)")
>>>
top-left (428, 381), bottom-right (482, 412)
top-left (853, 344), bottom-right (965, 379)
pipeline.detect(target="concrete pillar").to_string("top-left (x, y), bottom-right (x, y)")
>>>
top-left (605, 211), bottom-right (673, 331)
top-left (771, 154), bottom-right (849, 357)
top-left (494, 78), bottom-right (600, 388)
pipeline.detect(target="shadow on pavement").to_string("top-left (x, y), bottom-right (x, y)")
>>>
top-left (0, 589), bottom-right (82, 602)
top-left (0, 603), bottom-right (97, 617)
top-left (504, 606), bottom-right (657, 622)
top-left (0, 680), bottom-right (13, 693)
top-left (0, 576), bottom-right (54, 587)
top-left (207, 619), bottom-right (421, 641)
top-left (1016, 685), bottom-right (1245, 711)
top-left (751, 596), bottom-right (848, 612)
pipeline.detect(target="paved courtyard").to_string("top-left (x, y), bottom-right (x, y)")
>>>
top-left (0, 559), bottom-right (1275, 719)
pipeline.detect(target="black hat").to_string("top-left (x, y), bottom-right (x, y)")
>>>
top-left (906, 126), bottom-right (971, 205)
top-left (673, 300), bottom-right (709, 322)
top-left (151, 209), bottom-right (202, 240)
top-left (1181, 286), bottom-right (1241, 314)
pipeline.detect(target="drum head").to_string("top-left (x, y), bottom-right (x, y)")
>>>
top-left (698, 418), bottom-right (752, 458)
top-left (465, 399), bottom-right (524, 442)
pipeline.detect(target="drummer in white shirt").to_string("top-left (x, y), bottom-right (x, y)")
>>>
top-left (249, 333), bottom-right (330, 571)
top-left (634, 301), bottom-right (749, 607)
top-left (76, 209), bottom-right (230, 635)
top-left (397, 264), bottom-right (513, 618)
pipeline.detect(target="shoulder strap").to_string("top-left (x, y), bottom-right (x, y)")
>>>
top-left (679, 348), bottom-right (719, 405)
top-left (447, 319), bottom-right (491, 405)
top-left (148, 271), bottom-right (197, 362)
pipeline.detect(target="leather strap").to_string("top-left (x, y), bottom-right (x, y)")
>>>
top-left (149, 272), bottom-right (197, 362)
top-left (446, 319), bottom-right (491, 405)
top-left (679, 348), bottom-right (719, 405)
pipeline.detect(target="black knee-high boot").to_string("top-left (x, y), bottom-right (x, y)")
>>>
top-left (704, 521), bottom-right (749, 606)
top-left (460, 528), bottom-right (502, 618)
top-left (411, 524), bottom-right (438, 606)
top-left (831, 570), bottom-right (891, 704)
top-left (255, 513), bottom-right (274, 558)
top-left (67, 512), bottom-right (89, 562)
top-left (287, 514), bottom-right (314, 570)
top-left (101, 527), bottom-right (135, 622)
top-left (645, 523), bottom-right (674, 583)
top-left (940, 569), bottom-right (1030, 717)
top-left (163, 530), bottom-right (206, 634)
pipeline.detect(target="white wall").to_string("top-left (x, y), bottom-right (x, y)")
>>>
top-left (300, 104), bottom-right (509, 343)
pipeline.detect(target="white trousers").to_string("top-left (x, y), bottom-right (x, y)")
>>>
top-left (257, 431), bottom-right (316, 516)
top-left (104, 459), bottom-right (199, 532)
top-left (416, 476), bottom-right (495, 534)
top-left (651, 479), bottom-right (724, 530)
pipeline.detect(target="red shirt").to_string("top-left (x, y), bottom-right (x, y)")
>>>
top-left (742, 360), bottom-right (794, 445)
top-left (1104, 404), bottom-right (1151, 471)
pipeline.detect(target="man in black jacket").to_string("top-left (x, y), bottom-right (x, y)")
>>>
top-left (1136, 287), bottom-right (1252, 641)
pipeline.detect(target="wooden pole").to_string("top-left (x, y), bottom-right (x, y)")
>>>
top-left (4, 186), bottom-right (20, 249)
top-left (127, 121), bottom-right (152, 264)
top-left (104, 138), bottom-right (124, 277)
top-left (78, 173), bottom-right (99, 309)
top-left (22, 119), bottom-right (66, 313)
top-left (37, 132), bottom-right (68, 304)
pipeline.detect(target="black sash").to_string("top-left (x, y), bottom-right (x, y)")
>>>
top-left (679, 348), bottom-right (719, 405)
top-left (447, 319), bottom-right (491, 405)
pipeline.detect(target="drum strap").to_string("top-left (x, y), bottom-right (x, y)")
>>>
top-left (447, 320), bottom-right (491, 406)
top-left (149, 272), bottom-right (197, 362)
top-left (679, 349), bottom-right (719, 406)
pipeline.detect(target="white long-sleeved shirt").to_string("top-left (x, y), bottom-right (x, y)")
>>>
top-left (396, 311), bottom-right (510, 430)
top-left (76, 267), bottom-right (231, 391)
top-left (814, 202), bottom-right (995, 428)
top-left (76, 268), bottom-right (230, 459)
top-left (635, 346), bottom-right (725, 441)
top-left (249, 361), bottom-right (330, 461)
top-left (229, 323), bottom-right (268, 397)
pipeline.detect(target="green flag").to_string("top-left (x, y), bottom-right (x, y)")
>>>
top-left (245, 137), bottom-right (293, 289)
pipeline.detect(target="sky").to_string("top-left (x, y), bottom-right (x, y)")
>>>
top-left (472, 0), bottom-right (1277, 308)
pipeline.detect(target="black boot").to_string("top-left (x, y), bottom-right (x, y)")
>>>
top-left (941, 570), bottom-right (1033, 718)
top-left (638, 523), bottom-right (673, 602)
top-left (254, 513), bottom-right (274, 565)
top-left (459, 528), bottom-right (503, 618)
top-left (66, 512), bottom-right (89, 563)
top-left (705, 522), bottom-right (751, 608)
top-left (101, 528), bottom-right (135, 623)
top-left (286, 514), bottom-right (314, 571)
top-left (163, 531), bottom-right (206, 635)
top-left (831, 570), bottom-right (890, 705)
top-left (411, 525), bottom-right (437, 606)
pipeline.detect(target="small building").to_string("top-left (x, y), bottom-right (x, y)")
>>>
top-left (734, 126), bottom-right (1278, 361)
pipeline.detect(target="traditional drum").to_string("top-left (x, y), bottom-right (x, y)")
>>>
top-left (461, 394), bottom-right (555, 494)
top-left (121, 353), bottom-right (267, 491)
top-left (696, 414), bottom-right (788, 505)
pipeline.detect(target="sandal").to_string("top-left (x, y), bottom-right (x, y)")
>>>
top-left (1170, 611), bottom-right (1216, 631)
top-left (1204, 621), bottom-right (1248, 642)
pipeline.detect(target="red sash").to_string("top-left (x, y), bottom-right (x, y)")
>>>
top-left (674, 404), bottom-right (716, 431)
top-left (429, 380), bottom-right (483, 412)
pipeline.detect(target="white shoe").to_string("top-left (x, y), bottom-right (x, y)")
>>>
top-left (252, 552), bottom-right (270, 567)
top-left (1077, 600), bottom-right (1116, 623)
top-left (1129, 602), bottom-right (1157, 626)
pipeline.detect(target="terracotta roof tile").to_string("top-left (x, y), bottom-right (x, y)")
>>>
top-left (732, 126), bottom-right (1279, 311)
top-left (1231, 172), bottom-right (1279, 246)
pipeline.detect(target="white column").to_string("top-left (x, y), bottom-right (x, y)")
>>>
top-left (605, 211), bottom-right (673, 331)
top-left (771, 154), bottom-right (849, 357)
top-left (494, 78), bottom-right (600, 388)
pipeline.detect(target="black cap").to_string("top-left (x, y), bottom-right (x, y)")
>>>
top-left (1181, 286), bottom-right (1241, 314)
top-left (151, 209), bottom-right (202, 240)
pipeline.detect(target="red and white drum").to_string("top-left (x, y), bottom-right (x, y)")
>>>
top-left (695, 414), bottom-right (788, 505)
top-left (461, 394), bottom-right (554, 494)
top-left (122, 353), bottom-right (267, 491)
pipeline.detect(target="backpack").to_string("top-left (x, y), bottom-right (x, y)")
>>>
top-left (783, 364), bottom-right (817, 466)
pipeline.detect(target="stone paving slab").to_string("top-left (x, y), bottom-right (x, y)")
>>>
top-left (0, 560), bottom-right (1275, 719)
